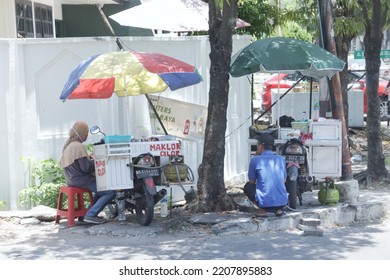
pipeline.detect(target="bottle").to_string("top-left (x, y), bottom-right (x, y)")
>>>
top-left (183, 119), bottom-right (190, 135)
top-left (313, 101), bottom-right (319, 122)
top-left (116, 191), bottom-right (126, 221)
top-left (198, 117), bottom-right (204, 134)
top-left (301, 111), bottom-right (308, 122)
top-left (160, 195), bottom-right (168, 218)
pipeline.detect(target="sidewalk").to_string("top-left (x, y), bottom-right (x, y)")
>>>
top-left (196, 187), bottom-right (390, 236)
top-left (1, 186), bottom-right (389, 237)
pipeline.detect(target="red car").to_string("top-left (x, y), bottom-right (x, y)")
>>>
top-left (348, 71), bottom-right (390, 116)
top-left (260, 71), bottom-right (390, 116)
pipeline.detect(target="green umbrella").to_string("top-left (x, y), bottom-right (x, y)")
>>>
top-left (230, 37), bottom-right (345, 79)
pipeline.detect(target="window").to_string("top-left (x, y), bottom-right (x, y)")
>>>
top-left (15, 0), bottom-right (53, 38)
top-left (35, 3), bottom-right (53, 38)
top-left (15, 0), bottom-right (34, 38)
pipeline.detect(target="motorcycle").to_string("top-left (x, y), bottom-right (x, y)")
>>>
top-left (90, 125), bottom-right (166, 226)
top-left (280, 138), bottom-right (313, 209)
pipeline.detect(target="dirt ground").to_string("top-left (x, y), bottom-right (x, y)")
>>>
top-left (348, 124), bottom-right (390, 189)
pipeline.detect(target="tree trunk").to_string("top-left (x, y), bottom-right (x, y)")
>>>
top-left (321, 0), bottom-right (352, 180)
top-left (335, 35), bottom-right (352, 129)
top-left (188, 1), bottom-right (237, 212)
top-left (359, 0), bottom-right (389, 180)
top-left (332, 1), bottom-right (360, 131)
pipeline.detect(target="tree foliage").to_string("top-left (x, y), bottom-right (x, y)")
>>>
top-left (236, 0), bottom-right (315, 40)
top-left (274, 21), bottom-right (313, 41)
top-left (236, 0), bottom-right (278, 39)
top-left (333, 1), bottom-right (365, 38)
top-left (283, 0), bottom-right (319, 38)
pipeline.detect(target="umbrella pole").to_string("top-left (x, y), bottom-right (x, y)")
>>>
top-left (251, 74), bottom-right (254, 124)
top-left (96, 4), bottom-right (124, 51)
top-left (125, 96), bottom-right (131, 133)
top-left (309, 77), bottom-right (313, 119)
top-left (145, 95), bottom-right (168, 135)
top-left (277, 72), bottom-right (281, 126)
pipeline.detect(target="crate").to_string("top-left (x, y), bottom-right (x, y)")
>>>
top-left (106, 143), bottom-right (131, 156)
top-left (291, 121), bottom-right (309, 133)
top-left (279, 128), bottom-right (301, 140)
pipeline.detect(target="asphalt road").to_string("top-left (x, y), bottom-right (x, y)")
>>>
top-left (1, 216), bottom-right (390, 260)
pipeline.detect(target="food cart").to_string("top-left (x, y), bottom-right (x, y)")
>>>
top-left (249, 119), bottom-right (342, 178)
top-left (249, 89), bottom-right (343, 179)
top-left (93, 134), bottom-right (196, 205)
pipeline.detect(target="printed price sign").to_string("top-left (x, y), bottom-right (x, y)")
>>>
top-left (95, 160), bottom-right (106, 177)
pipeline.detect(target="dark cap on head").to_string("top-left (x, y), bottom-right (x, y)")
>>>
top-left (256, 133), bottom-right (274, 150)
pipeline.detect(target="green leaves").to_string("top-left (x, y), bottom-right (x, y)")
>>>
top-left (19, 158), bottom-right (65, 209)
top-left (0, 200), bottom-right (5, 211)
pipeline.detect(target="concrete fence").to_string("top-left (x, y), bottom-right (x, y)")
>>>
top-left (0, 35), bottom-right (252, 210)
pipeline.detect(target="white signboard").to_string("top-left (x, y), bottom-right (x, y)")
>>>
top-left (148, 96), bottom-right (208, 139)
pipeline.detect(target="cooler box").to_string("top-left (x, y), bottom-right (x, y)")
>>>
top-left (93, 143), bottom-right (134, 191)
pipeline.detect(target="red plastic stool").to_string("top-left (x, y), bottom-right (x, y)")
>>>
top-left (55, 185), bottom-right (94, 227)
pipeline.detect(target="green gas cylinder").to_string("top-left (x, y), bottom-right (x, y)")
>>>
top-left (318, 178), bottom-right (340, 205)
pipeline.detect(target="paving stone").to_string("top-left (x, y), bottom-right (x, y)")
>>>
top-left (302, 227), bottom-right (324, 236)
top-left (299, 218), bottom-right (321, 227)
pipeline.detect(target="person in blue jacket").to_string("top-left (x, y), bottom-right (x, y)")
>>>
top-left (244, 133), bottom-right (288, 217)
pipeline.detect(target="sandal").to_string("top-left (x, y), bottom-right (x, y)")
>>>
top-left (274, 209), bottom-right (286, 217)
top-left (254, 210), bottom-right (268, 218)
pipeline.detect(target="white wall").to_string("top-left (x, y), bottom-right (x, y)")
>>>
top-left (271, 89), bottom-right (364, 128)
top-left (0, 35), bottom-right (252, 210)
top-left (0, 40), bottom-right (12, 208)
top-left (0, 0), bottom-right (17, 38)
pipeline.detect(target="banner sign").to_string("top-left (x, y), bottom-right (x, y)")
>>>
top-left (148, 96), bottom-right (207, 139)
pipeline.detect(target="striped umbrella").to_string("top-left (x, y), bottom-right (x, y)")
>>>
top-left (60, 50), bottom-right (203, 134)
top-left (60, 50), bottom-right (202, 100)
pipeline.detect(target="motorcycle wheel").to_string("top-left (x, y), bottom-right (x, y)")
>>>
top-left (135, 190), bottom-right (155, 226)
top-left (287, 180), bottom-right (298, 209)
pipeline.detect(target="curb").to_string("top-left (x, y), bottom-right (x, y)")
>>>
top-left (189, 190), bottom-right (390, 236)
